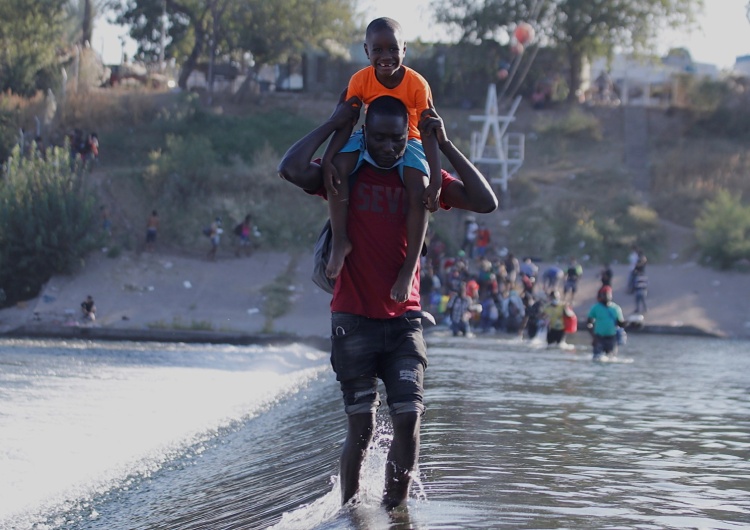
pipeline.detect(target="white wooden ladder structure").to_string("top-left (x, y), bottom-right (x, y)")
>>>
top-left (469, 84), bottom-right (525, 192)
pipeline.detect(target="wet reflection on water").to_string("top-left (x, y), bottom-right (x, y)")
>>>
top-left (4, 334), bottom-right (748, 529)
top-left (419, 334), bottom-right (750, 528)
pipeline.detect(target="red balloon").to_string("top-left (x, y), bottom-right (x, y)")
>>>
top-left (511, 42), bottom-right (524, 56)
top-left (514, 22), bottom-right (535, 45)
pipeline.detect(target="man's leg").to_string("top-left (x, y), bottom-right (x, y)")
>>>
top-left (379, 316), bottom-right (427, 510)
top-left (340, 412), bottom-right (375, 505)
top-left (383, 411), bottom-right (420, 510)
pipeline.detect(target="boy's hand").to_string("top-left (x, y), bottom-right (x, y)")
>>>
top-left (422, 181), bottom-right (441, 212)
top-left (323, 159), bottom-right (341, 195)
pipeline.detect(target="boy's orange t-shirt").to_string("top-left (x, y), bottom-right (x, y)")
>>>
top-left (346, 65), bottom-right (432, 140)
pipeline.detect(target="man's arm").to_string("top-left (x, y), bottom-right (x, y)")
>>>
top-left (277, 92), bottom-right (361, 193)
top-left (419, 107), bottom-right (498, 213)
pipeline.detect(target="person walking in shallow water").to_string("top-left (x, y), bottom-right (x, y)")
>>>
top-left (586, 286), bottom-right (625, 360)
top-left (278, 94), bottom-right (497, 510)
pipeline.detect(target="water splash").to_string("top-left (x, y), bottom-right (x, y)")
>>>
top-left (271, 416), bottom-right (430, 528)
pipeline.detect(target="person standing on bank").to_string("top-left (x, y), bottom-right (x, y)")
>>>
top-left (633, 270), bottom-right (648, 314)
top-left (145, 210), bottom-right (159, 252)
top-left (80, 295), bottom-right (96, 321)
top-left (278, 94), bottom-right (497, 510)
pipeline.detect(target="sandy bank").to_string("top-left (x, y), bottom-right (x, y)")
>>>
top-left (2, 249), bottom-right (749, 344)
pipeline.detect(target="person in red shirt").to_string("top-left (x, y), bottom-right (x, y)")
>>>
top-left (475, 222), bottom-right (491, 258)
top-left (278, 94), bottom-right (497, 510)
top-left (465, 276), bottom-right (480, 302)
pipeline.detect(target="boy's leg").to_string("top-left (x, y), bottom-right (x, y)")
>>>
top-left (391, 169), bottom-right (429, 302)
top-left (326, 152), bottom-right (358, 279)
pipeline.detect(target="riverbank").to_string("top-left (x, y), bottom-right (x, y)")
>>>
top-left (2, 249), bottom-right (750, 344)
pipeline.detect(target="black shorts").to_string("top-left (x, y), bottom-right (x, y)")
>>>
top-left (593, 334), bottom-right (617, 355)
top-left (547, 328), bottom-right (565, 344)
top-left (330, 312), bottom-right (428, 416)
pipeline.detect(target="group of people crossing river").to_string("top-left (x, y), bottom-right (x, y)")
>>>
top-left (420, 240), bottom-right (634, 360)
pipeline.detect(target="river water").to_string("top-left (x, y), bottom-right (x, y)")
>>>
top-left (0, 333), bottom-right (748, 529)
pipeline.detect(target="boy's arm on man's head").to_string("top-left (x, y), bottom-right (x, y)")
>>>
top-left (278, 91), bottom-right (360, 192)
top-left (322, 86), bottom-right (360, 193)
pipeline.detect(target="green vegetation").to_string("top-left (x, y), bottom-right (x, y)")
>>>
top-left (113, 0), bottom-right (357, 90)
top-left (498, 194), bottom-right (662, 264)
top-left (695, 190), bottom-right (750, 269)
top-left (434, 0), bottom-right (700, 99)
top-left (0, 105), bottom-right (18, 164)
top-left (534, 107), bottom-right (603, 142)
top-left (0, 0), bottom-right (66, 96)
top-left (132, 96), bottom-right (326, 249)
top-left (688, 77), bottom-right (750, 140)
top-left (0, 145), bottom-right (98, 305)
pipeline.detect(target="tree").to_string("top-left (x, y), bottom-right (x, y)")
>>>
top-left (0, 0), bottom-right (68, 95)
top-left (0, 145), bottom-right (98, 306)
top-left (82, 0), bottom-right (94, 45)
top-left (110, 0), bottom-right (357, 90)
top-left (433, 0), bottom-right (702, 100)
top-left (695, 189), bottom-right (750, 269)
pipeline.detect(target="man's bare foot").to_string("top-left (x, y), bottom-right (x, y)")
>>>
top-left (390, 268), bottom-right (414, 303)
top-left (326, 238), bottom-right (353, 279)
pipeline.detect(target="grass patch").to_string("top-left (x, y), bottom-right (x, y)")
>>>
top-left (533, 107), bottom-right (603, 142)
top-left (147, 317), bottom-right (214, 331)
top-left (651, 137), bottom-right (750, 226)
top-left (260, 255), bottom-right (300, 333)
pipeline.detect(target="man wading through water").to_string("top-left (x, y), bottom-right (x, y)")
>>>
top-left (278, 93), bottom-right (497, 510)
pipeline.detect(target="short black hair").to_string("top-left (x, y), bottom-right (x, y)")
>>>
top-left (366, 17), bottom-right (402, 39)
top-left (365, 96), bottom-right (408, 127)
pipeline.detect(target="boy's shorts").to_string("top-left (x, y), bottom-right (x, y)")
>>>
top-left (330, 312), bottom-right (428, 416)
top-left (342, 130), bottom-right (429, 179)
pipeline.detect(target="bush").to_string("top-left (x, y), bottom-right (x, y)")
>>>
top-left (686, 77), bottom-right (750, 140)
top-left (695, 190), bottom-right (750, 269)
top-left (0, 106), bottom-right (17, 164)
top-left (0, 145), bottom-right (98, 306)
top-left (533, 107), bottom-right (603, 142)
top-left (530, 195), bottom-right (663, 264)
top-left (147, 142), bottom-right (327, 250)
top-left (144, 134), bottom-right (219, 200)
